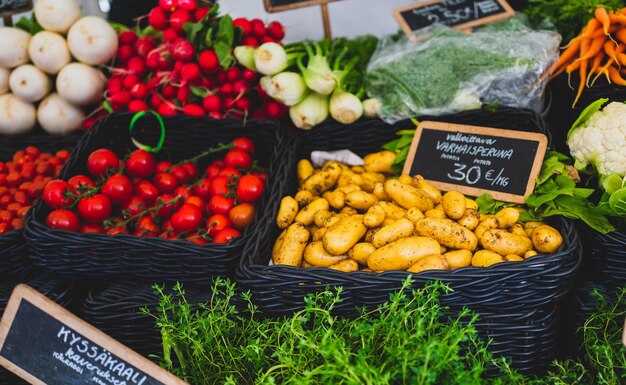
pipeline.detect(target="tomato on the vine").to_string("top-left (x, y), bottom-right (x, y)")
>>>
top-left (173, 185), bottom-right (190, 201)
top-left (209, 175), bottom-right (230, 197)
top-left (122, 196), bottom-right (147, 216)
top-left (77, 194), bottom-right (112, 223)
top-left (232, 137), bottom-right (255, 155)
top-left (135, 215), bottom-right (160, 237)
top-left (154, 172), bottom-right (178, 193)
top-left (236, 174), bottom-right (264, 203)
top-left (80, 223), bottom-right (105, 233)
top-left (46, 209), bottom-right (80, 231)
top-left (125, 149), bottom-right (156, 178)
top-left (135, 180), bottom-right (160, 204)
top-left (102, 174), bottom-right (133, 204)
top-left (191, 178), bottom-right (212, 200)
top-left (224, 149), bottom-right (252, 170)
top-left (207, 195), bottom-right (234, 215)
top-left (228, 203), bottom-right (255, 230)
top-left (182, 162), bottom-right (198, 180)
top-left (205, 164), bottom-right (221, 179)
top-left (206, 214), bottom-right (229, 236)
top-left (155, 161), bottom-right (172, 173)
top-left (213, 228), bottom-right (240, 244)
top-left (0, 210), bottom-right (14, 224)
top-left (87, 149), bottom-right (120, 177)
top-left (171, 165), bottom-right (189, 184)
top-left (42, 180), bottom-right (73, 209)
top-left (68, 175), bottom-right (95, 190)
top-left (218, 167), bottom-right (240, 178)
top-left (185, 196), bottom-right (204, 208)
top-left (156, 193), bottom-right (179, 218)
top-left (170, 203), bottom-right (203, 233)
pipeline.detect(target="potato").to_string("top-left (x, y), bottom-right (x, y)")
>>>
top-left (425, 209), bottom-right (447, 219)
top-left (407, 254), bottom-right (450, 273)
top-left (337, 168), bottom-right (363, 187)
top-left (384, 179), bottom-right (434, 211)
top-left (297, 159), bottom-right (314, 185)
top-left (414, 217), bottom-right (478, 251)
top-left (304, 241), bottom-right (348, 267)
top-left (480, 229), bottom-right (533, 256)
top-left (405, 207), bottom-right (424, 224)
top-left (351, 166), bottom-right (365, 173)
top-left (340, 206), bottom-right (358, 215)
top-left (273, 223), bottom-right (310, 266)
top-left (372, 218), bottom-right (414, 248)
top-left (465, 198), bottom-right (478, 210)
top-left (345, 191), bottom-right (378, 211)
top-left (326, 190), bottom-right (345, 210)
top-left (328, 259), bottom-right (359, 272)
top-left (301, 260), bottom-right (313, 268)
top-left (295, 190), bottom-right (314, 207)
top-left (509, 224), bottom-right (527, 237)
top-left (494, 207), bottom-right (519, 229)
top-left (471, 250), bottom-right (507, 267)
top-left (363, 150), bottom-right (395, 174)
top-left (531, 225), bottom-right (563, 253)
top-left (295, 198), bottom-right (330, 226)
top-left (276, 196), bottom-right (298, 229)
top-left (412, 176), bottom-right (442, 204)
top-left (505, 254), bottom-right (524, 262)
top-left (524, 221), bottom-right (545, 236)
top-left (363, 205), bottom-right (385, 228)
top-left (443, 249), bottom-right (472, 269)
top-left (524, 250), bottom-right (538, 258)
top-left (378, 201), bottom-right (406, 220)
top-left (367, 236), bottom-right (441, 271)
top-left (313, 226), bottom-right (328, 241)
top-left (322, 213), bottom-right (345, 228)
top-left (381, 218), bottom-right (398, 227)
top-left (457, 209), bottom-right (480, 230)
top-left (365, 228), bottom-right (379, 243)
top-left (474, 217), bottom-right (499, 239)
top-left (302, 161), bottom-right (341, 195)
top-left (313, 210), bottom-right (333, 228)
top-left (337, 184), bottom-right (361, 194)
top-left (372, 182), bottom-right (390, 201)
top-left (441, 191), bottom-right (466, 219)
top-left (323, 215), bottom-right (367, 255)
top-left (272, 229), bottom-right (287, 259)
top-left (398, 175), bottom-right (413, 185)
top-left (361, 172), bottom-right (386, 192)
top-left (348, 242), bottom-right (376, 265)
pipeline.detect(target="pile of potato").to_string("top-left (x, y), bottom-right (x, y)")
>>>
top-left (272, 151), bottom-right (564, 273)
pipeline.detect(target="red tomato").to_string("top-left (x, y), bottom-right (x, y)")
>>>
top-left (87, 149), bottom-right (120, 177)
top-left (21, 163), bottom-right (35, 180)
top-left (171, 165), bottom-right (189, 184)
top-left (125, 150), bottom-right (156, 178)
top-left (155, 193), bottom-right (179, 218)
top-left (205, 164), bottom-right (221, 178)
top-left (206, 214), bottom-right (230, 236)
top-left (56, 149), bottom-right (70, 161)
top-left (13, 191), bottom-right (29, 206)
top-left (122, 196), bottom-right (147, 216)
top-left (224, 149), bottom-right (252, 170)
top-left (153, 172), bottom-right (178, 193)
top-left (46, 209), bottom-right (80, 231)
top-left (102, 174), bottom-right (133, 204)
top-left (218, 167), bottom-right (240, 178)
top-left (188, 233), bottom-right (208, 244)
top-left (35, 161), bottom-right (53, 176)
top-left (170, 203), bottom-right (203, 233)
top-left (0, 195), bottom-right (13, 209)
top-left (161, 219), bottom-right (174, 233)
top-left (11, 218), bottom-right (24, 230)
top-left (6, 172), bottom-right (22, 186)
top-left (135, 215), bottom-right (160, 237)
top-left (156, 161), bottom-right (172, 173)
top-left (236, 174), bottom-right (264, 203)
top-left (42, 180), bottom-right (73, 209)
top-left (209, 175), bottom-right (231, 197)
top-left (6, 203), bottom-right (21, 215)
top-left (207, 195), bottom-right (234, 215)
top-left (0, 222), bottom-right (9, 234)
top-left (77, 194), bottom-right (112, 223)
top-left (173, 185), bottom-right (190, 201)
top-left (0, 210), bottom-right (14, 224)
top-left (213, 228), bottom-right (240, 244)
top-left (182, 162), bottom-right (198, 180)
top-left (80, 223), bottom-right (104, 233)
top-left (232, 137), bottom-right (255, 155)
top-left (134, 180), bottom-right (160, 204)
top-left (228, 203), bottom-right (255, 230)
top-left (68, 175), bottom-right (95, 191)
top-left (191, 178), bottom-right (212, 200)
top-left (0, 174), bottom-right (6, 186)
top-left (0, 163), bottom-right (5, 173)
top-left (16, 206), bottom-right (30, 218)
top-left (252, 172), bottom-right (267, 184)
top-left (185, 196), bottom-right (204, 208)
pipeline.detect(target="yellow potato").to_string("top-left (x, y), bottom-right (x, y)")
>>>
top-left (295, 190), bottom-right (314, 208)
top-left (313, 210), bottom-right (333, 228)
top-left (363, 150), bottom-right (395, 174)
top-left (381, 218), bottom-right (398, 227)
top-left (367, 236), bottom-right (441, 271)
top-left (322, 215), bottom-right (367, 255)
top-left (474, 217), bottom-right (499, 239)
top-left (345, 191), bottom-right (378, 211)
top-left (372, 182), bottom-right (390, 201)
top-left (531, 225), bottom-right (563, 253)
top-left (304, 241), bottom-right (348, 267)
top-left (456, 209), bottom-right (480, 230)
top-left (378, 201), bottom-right (406, 220)
top-left (494, 207), bottom-right (520, 229)
top-left (276, 196), bottom-right (299, 229)
top-left (441, 191), bottom-right (466, 220)
top-left (471, 250), bottom-right (507, 267)
top-left (465, 198), bottom-right (478, 210)
top-left (524, 221), bottom-right (545, 236)
top-left (425, 209), bottom-right (447, 219)
top-left (337, 184), bottom-right (361, 194)
top-left (302, 162), bottom-right (341, 195)
top-left (297, 159), bottom-right (314, 186)
top-left (405, 207), bottom-right (424, 224)
top-left (337, 168), bottom-right (364, 187)
top-left (328, 259), bottom-right (359, 272)
top-left (363, 205), bottom-right (385, 228)
top-left (414, 217), bottom-right (478, 251)
top-left (301, 260), bottom-right (313, 268)
top-left (295, 198), bottom-right (330, 226)
top-left (443, 249), bottom-right (472, 269)
top-left (325, 190), bottom-right (345, 210)
top-left (340, 206), bottom-right (358, 215)
top-left (372, 218), bottom-right (414, 248)
top-left (524, 250), bottom-right (538, 259)
top-left (384, 179), bottom-right (434, 211)
top-left (505, 254), bottom-right (524, 262)
top-left (348, 242), bottom-right (376, 265)
top-left (360, 172), bottom-right (386, 192)
top-left (273, 223), bottom-right (310, 266)
top-left (272, 229), bottom-right (287, 259)
top-left (365, 228), bottom-right (379, 243)
top-left (398, 175), bottom-right (413, 185)
top-left (509, 224), bottom-right (527, 237)
top-left (351, 166), bottom-right (365, 173)
top-left (412, 176), bottom-right (442, 204)
top-left (312, 226), bottom-right (328, 241)
top-left (322, 214), bottom-right (344, 228)
top-left (480, 229), bottom-right (533, 256)
top-left (407, 254), bottom-right (450, 273)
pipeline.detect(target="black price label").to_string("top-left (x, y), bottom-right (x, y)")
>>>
top-left (402, 121), bottom-right (547, 203)
top-left (0, 0), bottom-right (31, 15)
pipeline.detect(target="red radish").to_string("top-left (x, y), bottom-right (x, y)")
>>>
top-left (242, 68), bottom-right (256, 81)
top-left (200, 77), bottom-right (215, 88)
top-left (267, 21), bottom-right (285, 40)
top-left (194, 7), bottom-right (210, 22)
top-left (157, 50), bottom-right (173, 70)
top-left (176, 85), bottom-right (190, 104)
top-left (178, 0), bottom-right (197, 11)
top-left (158, 101), bottom-right (177, 116)
top-left (163, 28), bottom-right (180, 43)
top-left (159, 0), bottom-right (178, 12)
top-left (107, 76), bottom-right (123, 94)
top-left (203, 94), bottom-right (222, 112)
top-left (128, 100), bottom-right (149, 112)
top-left (261, 36), bottom-right (274, 44)
top-left (146, 51), bottom-right (161, 70)
top-left (224, 96), bottom-right (235, 108)
top-left (130, 83), bottom-right (148, 99)
top-left (150, 94), bottom-right (163, 108)
top-left (119, 30), bottom-right (138, 45)
top-left (232, 80), bottom-right (247, 95)
top-left (135, 36), bottom-right (156, 57)
top-left (235, 97), bottom-right (250, 111)
top-left (108, 91), bottom-right (131, 106)
top-left (198, 50), bottom-right (218, 73)
top-left (226, 67), bottom-right (241, 82)
top-left (216, 71), bottom-right (227, 83)
top-left (250, 19), bottom-right (266, 38)
top-left (233, 18), bottom-right (252, 36)
top-left (148, 7), bottom-right (168, 30)
top-left (242, 36), bottom-right (259, 47)
top-left (219, 83), bottom-right (233, 95)
top-left (265, 100), bottom-right (283, 118)
top-left (116, 45), bottom-right (134, 63)
top-left (170, 9), bottom-right (192, 32)
top-left (173, 60), bottom-right (184, 74)
top-left (181, 63), bottom-right (201, 82)
top-left (146, 76), bottom-right (162, 90)
top-left (209, 111), bottom-right (223, 119)
top-left (170, 38), bottom-right (195, 62)
top-left (162, 85), bottom-right (176, 99)
top-left (122, 74), bottom-right (140, 89)
top-left (127, 57), bottom-right (146, 76)
top-left (183, 104), bottom-right (204, 116)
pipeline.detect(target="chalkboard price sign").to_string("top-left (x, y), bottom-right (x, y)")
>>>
top-left (394, 0), bottom-right (514, 37)
top-left (0, 284), bottom-right (187, 385)
top-left (0, 0), bottom-right (32, 16)
top-left (402, 121), bottom-right (547, 204)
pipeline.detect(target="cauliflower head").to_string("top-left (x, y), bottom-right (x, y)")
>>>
top-left (567, 101), bottom-right (626, 177)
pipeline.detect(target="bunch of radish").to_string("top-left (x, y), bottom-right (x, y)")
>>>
top-left (106, 0), bottom-right (288, 119)
top-left (0, 0), bottom-right (117, 135)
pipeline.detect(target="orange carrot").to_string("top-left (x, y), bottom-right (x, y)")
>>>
top-left (587, 51), bottom-right (605, 86)
top-left (573, 59), bottom-right (589, 108)
top-left (609, 13), bottom-right (626, 24)
top-left (604, 40), bottom-right (620, 63)
top-left (545, 39), bottom-right (581, 79)
top-left (583, 18), bottom-right (602, 37)
top-left (595, 7), bottom-right (612, 36)
top-left (577, 35), bottom-right (606, 61)
top-left (608, 66), bottom-right (626, 85)
top-left (617, 29), bottom-right (626, 44)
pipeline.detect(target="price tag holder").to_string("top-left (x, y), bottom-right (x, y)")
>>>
top-left (394, 0), bottom-right (514, 38)
top-left (0, 284), bottom-right (187, 385)
top-left (402, 121), bottom-right (547, 204)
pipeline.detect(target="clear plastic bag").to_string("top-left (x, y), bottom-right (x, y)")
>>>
top-left (366, 20), bottom-right (561, 123)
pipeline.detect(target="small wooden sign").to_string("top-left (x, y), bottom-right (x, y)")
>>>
top-left (0, 0), bottom-right (32, 25)
top-left (402, 121), bottom-right (548, 204)
top-left (0, 284), bottom-right (187, 385)
top-left (394, 0), bottom-right (514, 37)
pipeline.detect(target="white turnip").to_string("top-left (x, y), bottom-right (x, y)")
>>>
top-left (0, 68), bottom-right (9, 95)
top-left (9, 65), bottom-right (51, 103)
top-left (0, 28), bottom-right (31, 68)
top-left (29, 31), bottom-right (71, 75)
top-left (67, 17), bottom-right (118, 65)
top-left (37, 93), bottom-right (85, 134)
top-left (0, 94), bottom-right (36, 134)
top-left (56, 63), bottom-right (105, 106)
top-left (34, 0), bottom-right (82, 34)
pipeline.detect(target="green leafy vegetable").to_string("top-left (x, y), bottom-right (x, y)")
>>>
top-left (476, 194), bottom-right (513, 214)
top-left (15, 15), bottom-right (43, 35)
top-left (381, 128), bottom-right (416, 175)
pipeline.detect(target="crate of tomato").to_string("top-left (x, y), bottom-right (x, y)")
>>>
top-left (25, 113), bottom-right (288, 283)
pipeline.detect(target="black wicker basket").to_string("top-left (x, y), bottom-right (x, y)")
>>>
top-left (24, 114), bottom-right (288, 283)
top-left (0, 231), bottom-right (31, 280)
top-left (582, 220), bottom-right (626, 289)
top-left (0, 129), bottom-right (85, 164)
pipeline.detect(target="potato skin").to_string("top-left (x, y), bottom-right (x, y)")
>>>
top-left (465, 198), bottom-right (478, 210)
top-left (367, 236), bottom-right (441, 271)
top-left (384, 179), bottom-right (434, 211)
top-left (372, 182), bottom-right (390, 201)
top-left (442, 191), bottom-right (466, 219)
top-left (531, 225), bottom-right (563, 253)
top-left (276, 196), bottom-right (298, 229)
top-left (378, 201), bottom-right (406, 220)
top-left (425, 209), bottom-right (447, 219)
top-left (273, 223), bottom-right (310, 266)
top-left (471, 249), bottom-right (507, 267)
top-left (457, 209), bottom-right (480, 230)
top-left (494, 207), bottom-right (519, 229)
top-left (480, 229), bottom-right (533, 256)
top-left (348, 242), bottom-right (376, 265)
top-left (295, 198), bottom-right (330, 226)
top-left (297, 159), bottom-right (315, 185)
top-left (328, 259), bottom-right (359, 272)
top-left (407, 254), bottom-right (450, 273)
top-left (302, 162), bottom-right (341, 195)
top-left (272, 229), bottom-right (287, 259)
top-left (304, 241), bottom-right (348, 267)
top-left (474, 217), bottom-right (499, 239)
top-left (414, 217), bottom-right (478, 251)
top-left (295, 190), bottom-right (314, 207)
top-left (313, 210), bottom-right (333, 228)
top-left (363, 151), bottom-right (395, 174)
top-left (363, 205), bottom-right (385, 228)
top-left (412, 176), bottom-right (442, 204)
top-left (405, 207), bottom-right (425, 224)
top-left (345, 191), bottom-right (378, 211)
top-left (443, 249), bottom-right (472, 269)
top-left (326, 190), bottom-right (345, 210)
top-left (372, 218), bottom-right (414, 248)
top-left (322, 215), bottom-right (367, 255)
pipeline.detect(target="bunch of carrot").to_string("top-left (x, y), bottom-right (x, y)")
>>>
top-left (547, 6), bottom-right (626, 107)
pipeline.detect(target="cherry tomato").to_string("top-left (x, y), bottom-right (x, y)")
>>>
top-left (228, 203), bottom-right (255, 230)
top-left (6, 172), bottom-right (22, 186)
top-left (0, 174), bottom-right (6, 186)
top-left (35, 161), bottom-right (53, 176)
top-left (135, 215), bottom-right (160, 237)
top-left (16, 206), bottom-right (30, 218)
top-left (77, 194), bottom-right (112, 223)
top-left (42, 180), bottom-right (73, 209)
top-left (25, 146), bottom-right (40, 158)
top-left (171, 165), bottom-right (189, 184)
top-left (207, 195), bottom-right (234, 215)
top-left (134, 180), bottom-right (160, 204)
top-left (191, 178), bottom-right (212, 200)
top-left (125, 149), bottom-right (156, 178)
top-left (46, 209), bottom-right (80, 231)
top-left (0, 195), bottom-right (13, 209)
top-left (232, 137), bottom-right (255, 155)
top-left (209, 176), bottom-right (230, 197)
top-left (122, 196), bottom-right (147, 216)
top-left (87, 149), bottom-right (120, 177)
top-left (185, 196), bottom-right (204, 208)
top-left (161, 219), bottom-right (174, 233)
top-left (155, 193), bottom-right (179, 218)
top-left (55, 149), bottom-right (70, 161)
top-left (0, 210), bottom-right (14, 224)
top-left (0, 163), bottom-right (5, 173)
top-left (173, 185), bottom-right (190, 201)
top-left (68, 175), bottom-right (95, 191)
top-left (205, 164), bottom-right (221, 178)
top-left (236, 174), bottom-right (264, 203)
top-left (21, 163), bottom-right (36, 180)
top-left (13, 191), bottom-right (29, 206)
top-left (102, 174), bottom-right (133, 204)
top-left (11, 218), bottom-right (24, 230)
top-left (218, 167), bottom-right (240, 178)
top-left (188, 233), bottom-right (209, 244)
top-left (6, 203), bottom-right (21, 215)
top-left (213, 228), bottom-right (240, 244)
top-left (156, 161), bottom-right (172, 173)
top-left (170, 203), bottom-right (203, 233)
top-left (154, 172), bottom-right (178, 193)
top-left (80, 223), bottom-right (105, 233)
top-left (182, 162), bottom-right (198, 180)
top-left (206, 214), bottom-right (230, 236)
top-left (224, 149), bottom-right (252, 170)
